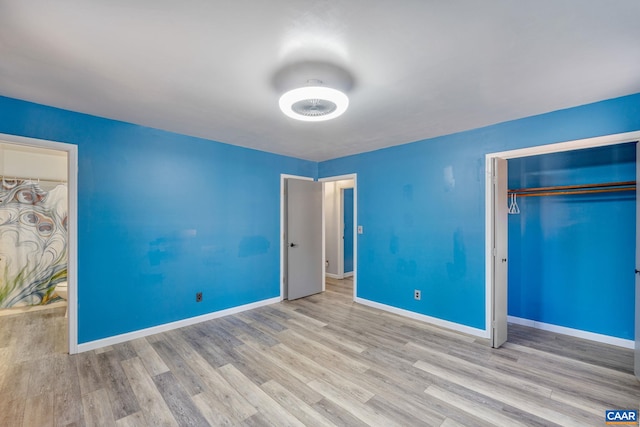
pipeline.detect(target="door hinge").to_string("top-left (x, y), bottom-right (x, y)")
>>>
top-left (492, 247), bottom-right (497, 257)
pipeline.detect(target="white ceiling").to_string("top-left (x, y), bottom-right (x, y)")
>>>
top-left (1, 1), bottom-right (639, 161)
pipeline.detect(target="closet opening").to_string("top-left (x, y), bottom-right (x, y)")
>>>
top-left (486, 130), bottom-right (640, 379)
top-left (507, 144), bottom-right (635, 347)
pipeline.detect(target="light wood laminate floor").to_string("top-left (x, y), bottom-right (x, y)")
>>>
top-left (1, 277), bottom-right (638, 426)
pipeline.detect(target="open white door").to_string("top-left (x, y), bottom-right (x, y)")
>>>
top-left (492, 157), bottom-right (508, 348)
top-left (286, 179), bottom-right (323, 300)
top-left (635, 143), bottom-right (640, 379)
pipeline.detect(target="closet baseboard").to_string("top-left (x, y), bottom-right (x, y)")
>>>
top-left (507, 316), bottom-right (633, 349)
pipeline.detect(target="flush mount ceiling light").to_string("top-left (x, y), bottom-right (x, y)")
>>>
top-left (279, 80), bottom-right (349, 122)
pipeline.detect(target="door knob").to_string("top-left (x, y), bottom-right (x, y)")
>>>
top-left (289, 243), bottom-right (297, 247)
top-left (636, 269), bottom-right (640, 274)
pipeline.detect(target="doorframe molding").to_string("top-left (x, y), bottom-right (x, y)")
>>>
top-left (485, 130), bottom-right (640, 342)
top-left (0, 132), bottom-right (79, 354)
top-left (338, 187), bottom-right (345, 278)
top-left (279, 174), bottom-right (314, 300)
top-left (338, 186), bottom-right (355, 277)
top-left (319, 173), bottom-right (357, 301)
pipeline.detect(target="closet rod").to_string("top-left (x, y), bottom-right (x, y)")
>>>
top-left (509, 180), bottom-right (635, 194)
top-left (512, 186), bottom-right (635, 198)
top-left (509, 181), bottom-right (636, 197)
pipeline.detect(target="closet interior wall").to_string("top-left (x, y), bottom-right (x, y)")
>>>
top-left (507, 143), bottom-right (636, 342)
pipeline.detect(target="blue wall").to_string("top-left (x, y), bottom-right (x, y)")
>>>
top-left (508, 144), bottom-right (636, 339)
top-left (0, 96), bottom-right (316, 343)
top-left (3, 91), bottom-right (640, 343)
top-left (319, 93), bottom-right (640, 333)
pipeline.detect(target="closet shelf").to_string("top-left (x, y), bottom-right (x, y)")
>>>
top-left (1, 175), bottom-right (67, 184)
top-left (508, 180), bottom-right (636, 198)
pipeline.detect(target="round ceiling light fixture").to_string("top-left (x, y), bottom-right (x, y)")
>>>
top-left (279, 80), bottom-right (349, 122)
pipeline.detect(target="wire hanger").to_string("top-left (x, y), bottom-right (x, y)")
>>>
top-left (508, 193), bottom-right (520, 215)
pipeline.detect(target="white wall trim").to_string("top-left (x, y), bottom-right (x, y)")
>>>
top-left (338, 188), bottom-right (345, 277)
top-left (508, 316), bottom-right (634, 349)
top-left (343, 271), bottom-right (354, 278)
top-left (0, 133), bottom-right (79, 354)
top-left (78, 297), bottom-right (281, 353)
top-left (485, 130), bottom-right (640, 342)
top-left (280, 174), bottom-right (314, 301)
top-left (322, 182), bottom-right (326, 292)
top-left (355, 297), bottom-right (489, 339)
top-left (337, 184), bottom-right (355, 277)
top-left (489, 131), bottom-right (640, 160)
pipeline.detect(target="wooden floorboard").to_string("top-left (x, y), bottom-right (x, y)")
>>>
top-left (1, 278), bottom-right (638, 426)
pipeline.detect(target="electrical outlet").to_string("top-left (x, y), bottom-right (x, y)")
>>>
top-left (196, 292), bottom-right (203, 302)
top-left (414, 290), bottom-right (421, 300)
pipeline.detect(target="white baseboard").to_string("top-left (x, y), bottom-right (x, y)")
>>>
top-left (355, 297), bottom-right (488, 339)
top-left (344, 271), bottom-right (354, 278)
top-left (507, 316), bottom-right (634, 349)
top-left (77, 297), bottom-right (281, 353)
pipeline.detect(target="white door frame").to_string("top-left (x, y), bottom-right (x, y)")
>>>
top-left (339, 186), bottom-right (355, 278)
top-left (485, 130), bottom-right (640, 341)
top-left (337, 187), bottom-right (345, 278)
top-left (636, 146), bottom-right (640, 379)
top-left (0, 132), bottom-right (79, 354)
top-left (319, 174), bottom-right (357, 301)
top-left (339, 187), bottom-right (345, 277)
top-left (279, 174), bottom-right (314, 300)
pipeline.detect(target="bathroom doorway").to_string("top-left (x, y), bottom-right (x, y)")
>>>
top-left (0, 133), bottom-right (78, 354)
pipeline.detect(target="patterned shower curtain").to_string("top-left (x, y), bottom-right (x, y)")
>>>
top-left (0, 179), bottom-right (68, 308)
